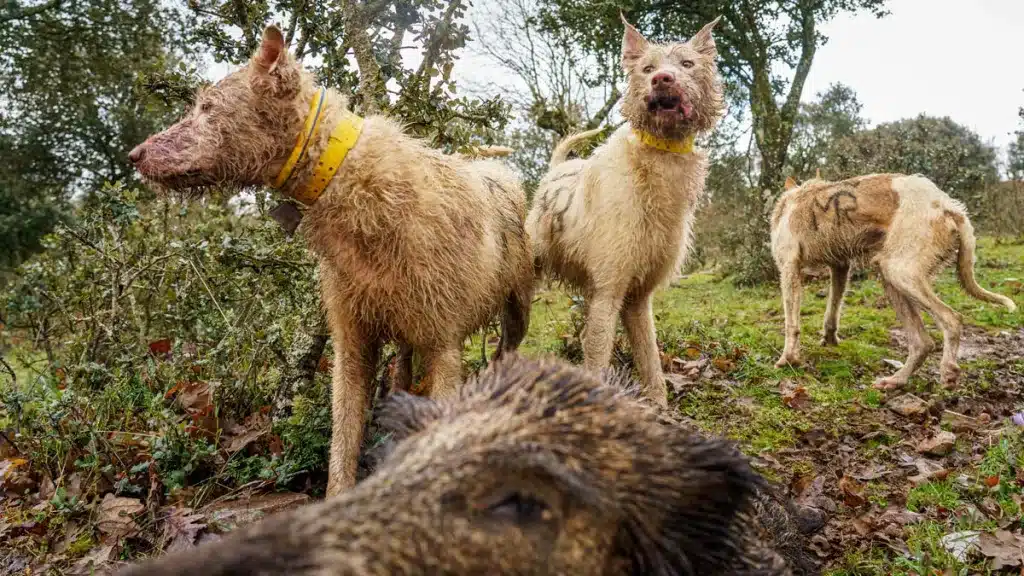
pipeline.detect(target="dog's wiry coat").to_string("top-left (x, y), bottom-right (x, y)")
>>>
top-left (129, 27), bottom-right (533, 495)
top-left (117, 355), bottom-right (817, 576)
top-left (771, 173), bottom-right (1016, 389)
top-left (526, 16), bottom-right (724, 406)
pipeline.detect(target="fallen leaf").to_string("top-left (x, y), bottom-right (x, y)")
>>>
top-left (977, 530), bottom-right (1024, 570)
top-left (223, 412), bottom-right (271, 454)
top-left (886, 393), bottom-right (928, 418)
top-left (683, 346), bottom-right (701, 359)
top-left (711, 357), bottom-right (735, 373)
top-left (779, 380), bottom-right (810, 409)
top-left (917, 431), bottom-right (956, 457)
top-left (839, 476), bottom-right (867, 508)
top-left (203, 492), bottom-right (310, 533)
top-left (984, 475), bottom-right (1000, 488)
top-left (148, 338), bottom-right (172, 358)
top-left (850, 464), bottom-right (889, 481)
top-left (71, 544), bottom-right (118, 575)
top-left (876, 507), bottom-right (923, 526)
top-left (908, 458), bottom-right (948, 486)
top-left (665, 373), bottom-right (694, 395)
top-left (176, 381), bottom-right (212, 413)
top-left (163, 507), bottom-right (206, 552)
top-left (96, 494), bottom-right (144, 541)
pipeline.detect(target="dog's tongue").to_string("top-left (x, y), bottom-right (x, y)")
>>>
top-left (681, 101), bottom-right (694, 120)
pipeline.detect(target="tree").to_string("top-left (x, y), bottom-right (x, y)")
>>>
top-left (0, 0), bottom-right (189, 269)
top-left (828, 115), bottom-right (999, 211)
top-left (1007, 106), bottom-right (1024, 182)
top-left (471, 0), bottom-right (622, 138)
top-left (787, 82), bottom-right (865, 180)
top-left (183, 0), bottom-right (510, 150)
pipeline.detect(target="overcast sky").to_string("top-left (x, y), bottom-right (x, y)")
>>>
top-left (801, 0), bottom-right (1023, 152)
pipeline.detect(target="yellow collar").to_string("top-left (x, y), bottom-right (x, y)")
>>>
top-left (271, 87), bottom-right (365, 206)
top-left (633, 130), bottom-right (695, 155)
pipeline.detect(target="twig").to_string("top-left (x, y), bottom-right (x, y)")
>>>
top-left (0, 355), bottom-right (17, 383)
top-left (188, 259), bottom-right (230, 325)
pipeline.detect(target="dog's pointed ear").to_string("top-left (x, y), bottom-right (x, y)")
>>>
top-left (620, 13), bottom-right (650, 68)
top-left (254, 25), bottom-right (286, 71)
top-left (784, 176), bottom-right (798, 190)
top-left (688, 16), bottom-right (721, 57)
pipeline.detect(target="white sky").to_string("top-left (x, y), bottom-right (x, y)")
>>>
top-left (802, 0), bottom-right (1023, 152)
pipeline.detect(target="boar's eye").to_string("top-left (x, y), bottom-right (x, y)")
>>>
top-left (681, 59), bottom-right (694, 68)
top-left (487, 492), bottom-right (548, 525)
top-left (642, 64), bottom-right (655, 74)
top-left (200, 100), bottom-right (214, 113)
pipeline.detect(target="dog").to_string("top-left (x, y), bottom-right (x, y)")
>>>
top-left (128, 26), bottom-right (534, 495)
top-left (770, 173), bottom-right (1016, 389)
top-left (525, 15), bottom-right (724, 406)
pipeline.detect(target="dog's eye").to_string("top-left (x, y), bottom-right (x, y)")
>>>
top-left (681, 60), bottom-right (695, 68)
top-left (642, 65), bottom-right (655, 74)
top-left (200, 101), bottom-right (213, 113)
top-left (487, 492), bottom-right (549, 525)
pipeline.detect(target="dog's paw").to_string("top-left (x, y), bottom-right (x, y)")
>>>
top-left (872, 376), bottom-right (904, 390)
top-left (820, 333), bottom-right (840, 347)
top-left (774, 354), bottom-right (802, 368)
top-left (940, 363), bottom-right (961, 389)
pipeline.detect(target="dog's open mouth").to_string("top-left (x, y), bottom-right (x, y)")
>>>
top-left (647, 93), bottom-right (694, 120)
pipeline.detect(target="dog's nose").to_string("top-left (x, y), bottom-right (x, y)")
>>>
top-left (651, 71), bottom-right (675, 87)
top-left (128, 144), bottom-right (146, 164)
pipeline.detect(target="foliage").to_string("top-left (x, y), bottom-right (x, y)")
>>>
top-left (1, 184), bottom-right (332, 500)
top-left (183, 0), bottom-right (510, 151)
top-left (827, 115), bottom-right (1000, 213)
top-left (787, 83), bottom-right (866, 181)
top-left (0, 0), bottom-right (192, 269)
top-left (1007, 107), bottom-right (1024, 182)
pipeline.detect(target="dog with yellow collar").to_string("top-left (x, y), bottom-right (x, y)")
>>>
top-left (525, 15), bottom-right (724, 407)
top-left (129, 25), bottom-right (534, 497)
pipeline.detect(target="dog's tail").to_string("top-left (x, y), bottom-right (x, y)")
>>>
top-left (954, 211), bottom-right (1017, 311)
top-left (550, 127), bottom-right (605, 166)
top-left (464, 145), bottom-right (514, 159)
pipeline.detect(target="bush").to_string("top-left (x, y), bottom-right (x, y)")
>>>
top-left (1, 183), bottom-right (337, 504)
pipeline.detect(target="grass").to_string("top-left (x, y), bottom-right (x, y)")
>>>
top-left (462, 237), bottom-right (1024, 574)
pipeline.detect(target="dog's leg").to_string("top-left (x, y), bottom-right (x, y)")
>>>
top-left (621, 291), bottom-right (667, 407)
top-left (419, 345), bottom-right (462, 399)
top-left (391, 341), bottom-right (414, 393)
top-left (822, 262), bottom-right (850, 346)
top-left (775, 262), bottom-right (803, 368)
top-left (495, 276), bottom-right (533, 360)
top-left (885, 267), bottom-right (963, 388)
top-left (582, 290), bottom-right (625, 373)
top-left (325, 325), bottom-right (380, 497)
top-left (873, 281), bottom-right (934, 390)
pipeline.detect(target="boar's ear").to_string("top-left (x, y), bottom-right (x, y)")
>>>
top-left (784, 176), bottom-right (797, 190)
top-left (377, 392), bottom-right (445, 441)
top-left (621, 13), bottom-right (650, 69)
top-left (614, 436), bottom-right (763, 575)
top-left (688, 16), bottom-right (721, 57)
top-left (254, 25), bottom-right (286, 71)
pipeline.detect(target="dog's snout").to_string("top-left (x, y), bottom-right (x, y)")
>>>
top-left (651, 71), bottom-right (675, 87)
top-left (128, 144), bottom-right (146, 164)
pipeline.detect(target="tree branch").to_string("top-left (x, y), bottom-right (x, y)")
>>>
top-left (0, 0), bottom-right (63, 23)
top-left (342, 0), bottom-right (385, 114)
